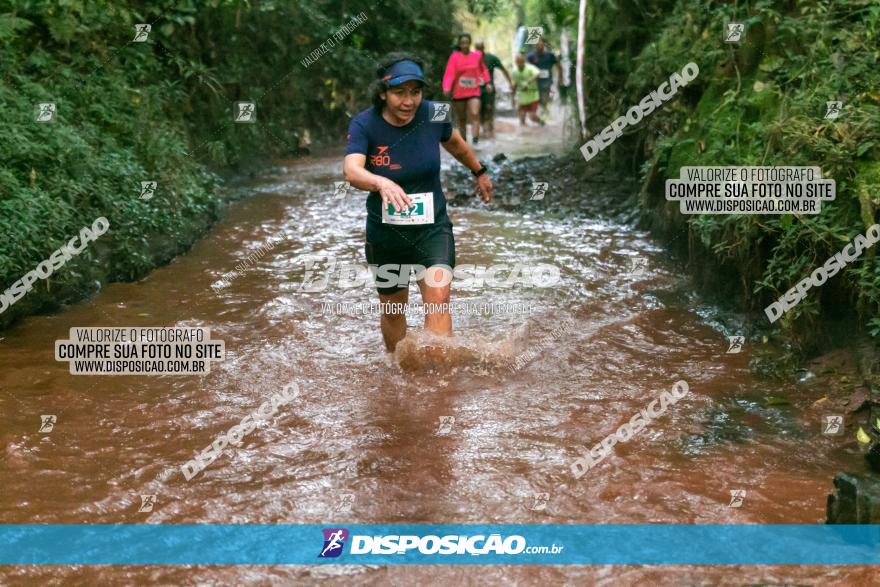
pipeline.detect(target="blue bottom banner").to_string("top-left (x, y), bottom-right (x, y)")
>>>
top-left (2, 524), bottom-right (880, 565)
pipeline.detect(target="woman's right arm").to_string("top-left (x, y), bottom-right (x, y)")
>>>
top-left (343, 154), bottom-right (413, 212)
top-left (441, 53), bottom-right (456, 97)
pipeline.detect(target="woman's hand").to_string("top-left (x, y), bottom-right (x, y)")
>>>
top-left (440, 130), bottom-right (492, 203)
top-left (377, 177), bottom-right (413, 212)
top-left (476, 173), bottom-right (493, 203)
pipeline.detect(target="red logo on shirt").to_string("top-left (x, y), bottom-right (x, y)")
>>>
top-left (370, 146), bottom-right (401, 170)
top-left (370, 146), bottom-right (391, 166)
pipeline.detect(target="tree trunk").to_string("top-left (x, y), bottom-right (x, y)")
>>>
top-left (576, 0), bottom-right (587, 140)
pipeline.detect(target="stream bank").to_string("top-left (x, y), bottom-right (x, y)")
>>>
top-left (452, 148), bottom-right (880, 523)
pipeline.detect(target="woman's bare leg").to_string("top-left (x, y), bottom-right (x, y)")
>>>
top-left (452, 100), bottom-right (468, 142)
top-left (416, 266), bottom-right (452, 336)
top-left (468, 97), bottom-right (481, 141)
top-left (378, 288), bottom-right (408, 352)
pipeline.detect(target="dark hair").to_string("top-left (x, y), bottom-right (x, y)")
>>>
top-left (457, 33), bottom-right (471, 44)
top-left (369, 52), bottom-right (426, 110)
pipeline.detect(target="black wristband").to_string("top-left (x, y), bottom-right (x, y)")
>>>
top-left (472, 163), bottom-right (488, 177)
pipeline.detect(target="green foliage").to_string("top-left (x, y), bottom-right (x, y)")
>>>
top-left (566, 0), bottom-right (880, 347)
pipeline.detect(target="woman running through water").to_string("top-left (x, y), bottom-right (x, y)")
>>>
top-left (343, 53), bottom-right (493, 352)
top-left (442, 34), bottom-right (490, 143)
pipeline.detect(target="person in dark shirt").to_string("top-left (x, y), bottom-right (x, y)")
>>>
top-left (343, 52), bottom-right (494, 352)
top-left (526, 38), bottom-right (561, 119)
top-left (475, 41), bottom-right (513, 139)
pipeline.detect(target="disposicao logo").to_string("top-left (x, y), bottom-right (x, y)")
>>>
top-left (318, 528), bottom-right (349, 558)
top-left (316, 530), bottom-right (563, 558)
top-left (327, 532), bottom-right (558, 556)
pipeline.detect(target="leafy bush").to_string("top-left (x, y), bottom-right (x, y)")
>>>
top-left (535, 0), bottom-right (880, 350)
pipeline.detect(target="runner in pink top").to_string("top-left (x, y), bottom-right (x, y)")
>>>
top-left (442, 33), bottom-right (490, 143)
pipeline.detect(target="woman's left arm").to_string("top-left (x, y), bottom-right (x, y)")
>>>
top-left (441, 130), bottom-right (493, 203)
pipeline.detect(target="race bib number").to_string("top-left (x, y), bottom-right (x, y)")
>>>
top-left (538, 69), bottom-right (550, 79)
top-left (458, 76), bottom-right (477, 88)
top-left (382, 192), bottom-right (435, 225)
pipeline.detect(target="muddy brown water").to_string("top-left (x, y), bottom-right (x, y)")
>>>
top-left (0, 113), bottom-right (875, 584)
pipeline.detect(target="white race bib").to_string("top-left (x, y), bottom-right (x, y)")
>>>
top-left (538, 69), bottom-right (550, 79)
top-left (458, 76), bottom-right (477, 88)
top-left (382, 192), bottom-right (435, 225)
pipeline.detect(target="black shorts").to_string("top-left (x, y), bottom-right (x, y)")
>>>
top-left (364, 224), bottom-right (455, 295)
top-left (538, 86), bottom-right (552, 103)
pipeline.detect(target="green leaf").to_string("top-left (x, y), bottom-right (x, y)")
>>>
top-left (780, 214), bottom-right (793, 229)
top-left (758, 55), bottom-right (784, 72)
top-left (45, 12), bottom-right (78, 44)
top-left (0, 14), bottom-right (34, 41)
top-left (857, 141), bottom-right (875, 157)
